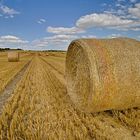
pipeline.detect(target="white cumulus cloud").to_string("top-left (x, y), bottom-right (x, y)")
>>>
top-left (47, 26), bottom-right (85, 35)
top-left (32, 34), bottom-right (78, 48)
top-left (76, 13), bottom-right (133, 29)
top-left (37, 18), bottom-right (46, 24)
top-left (81, 35), bottom-right (97, 38)
top-left (0, 35), bottom-right (28, 49)
top-left (128, 3), bottom-right (140, 18)
top-left (0, 5), bottom-right (19, 18)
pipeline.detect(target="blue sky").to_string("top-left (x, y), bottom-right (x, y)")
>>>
top-left (0, 0), bottom-right (140, 50)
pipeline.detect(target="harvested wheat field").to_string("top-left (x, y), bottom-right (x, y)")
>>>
top-left (0, 38), bottom-right (139, 140)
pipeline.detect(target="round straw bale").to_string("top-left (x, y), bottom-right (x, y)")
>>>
top-left (8, 51), bottom-right (19, 62)
top-left (66, 38), bottom-right (140, 113)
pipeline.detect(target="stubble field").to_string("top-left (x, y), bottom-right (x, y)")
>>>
top-left (0, 51), bottom-right (139, 140)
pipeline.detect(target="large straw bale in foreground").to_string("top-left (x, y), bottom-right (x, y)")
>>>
top-left (66, 38), bottom-right (140, 113)
top-left (8, 51), bottom-right (19, 62)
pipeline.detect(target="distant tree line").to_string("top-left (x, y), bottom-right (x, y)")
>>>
top-left (43, 50), bottom-right (66, 52)
top-left (0, 48), bottom-right (22, 51)
top-left (0, 48), bottom-right (66, 52)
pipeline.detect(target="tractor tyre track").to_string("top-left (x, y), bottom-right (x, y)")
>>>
top-left (0, 59), bottom-right (32, 115)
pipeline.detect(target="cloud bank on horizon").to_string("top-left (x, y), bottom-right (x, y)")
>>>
top-left (0, 0), bottom-right (140, 50)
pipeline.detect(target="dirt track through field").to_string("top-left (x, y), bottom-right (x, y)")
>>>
top-left (0, 60), bottom-right (31, 115)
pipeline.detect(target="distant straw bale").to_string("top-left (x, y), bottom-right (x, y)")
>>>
top-left (8, 51), bottom-right (19, 62)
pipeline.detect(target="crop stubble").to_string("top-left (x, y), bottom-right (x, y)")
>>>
top-left (0, 53), bottom-right (139, 139)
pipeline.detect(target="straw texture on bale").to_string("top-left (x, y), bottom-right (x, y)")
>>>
top-left (66, 38), bottom-right (140, 113)
top-left (8, 51), bottom-right (19, 62)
